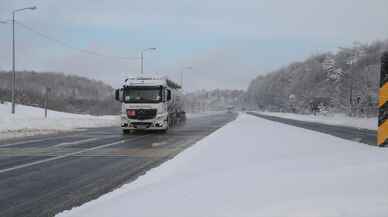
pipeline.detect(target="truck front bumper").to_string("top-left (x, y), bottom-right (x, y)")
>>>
top-left (121, 115), bottom-right (168, 130)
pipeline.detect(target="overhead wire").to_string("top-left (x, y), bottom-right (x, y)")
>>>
top-left (9, 20), bottom-right (139, 61)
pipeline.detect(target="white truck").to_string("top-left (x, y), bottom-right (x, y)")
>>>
top-left (115, 76), bottom-right (185, 134)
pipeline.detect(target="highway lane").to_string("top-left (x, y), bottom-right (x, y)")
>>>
top-left (247, 112), bottom-right (377, 146)
top-left (0, 112), bottom-right (237, 217)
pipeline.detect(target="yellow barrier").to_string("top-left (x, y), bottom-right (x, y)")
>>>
top-left (379, 83), bottom-right (388, 108)
top-left (378, 121), bottom-right (388, 146)
top-left (378, 52), bottom-right (388, 147)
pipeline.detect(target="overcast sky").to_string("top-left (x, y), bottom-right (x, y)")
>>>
top-left (1, 0), bottom-right (387, 91)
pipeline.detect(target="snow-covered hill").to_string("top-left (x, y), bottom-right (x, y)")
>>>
top-left (0, 71), bottom-right (120, 115)
top-left (0, 102), bottom-right (119, 140)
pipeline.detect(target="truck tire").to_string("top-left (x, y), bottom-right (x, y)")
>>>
top-left (168, 117), bottom-right (173, 127)
top-left (159, 128), bottom-right (168, 134)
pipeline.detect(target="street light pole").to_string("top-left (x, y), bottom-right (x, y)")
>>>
top-left (10, 6), bottom-right (37, 114)
top-left (11, 11), bottom-right (15, 114)
top-left (140, 51), bottom-right (144, 74)
top-left (140, 48), bottom-right (156, 74)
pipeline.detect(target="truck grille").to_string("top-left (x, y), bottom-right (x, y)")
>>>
top-left (130, 109), bottom-right (157, 120)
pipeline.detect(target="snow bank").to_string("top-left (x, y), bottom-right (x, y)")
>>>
top-left (57, 113), bottom-right (388, 217)
top-left (186, 111), bottom-right (225, 119)
top-left (0, 102), bottom-right (118, 140)
top-left (252, 111), bottom-right (377, 130)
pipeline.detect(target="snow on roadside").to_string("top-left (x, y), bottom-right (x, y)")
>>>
top-left (57, 113), bottom-right (388, 217)
top-left (252, 111), bottom-right (377, 130)
top-left (186, 111), bottom-right (225, 119)
top-left (0, 102), bottom-right (119, 140)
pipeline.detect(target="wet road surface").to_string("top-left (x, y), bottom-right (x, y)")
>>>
top-left (0, 112), bottom-right (237, 217)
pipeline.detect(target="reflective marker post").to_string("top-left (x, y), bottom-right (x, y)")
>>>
top-left (44, 87), bottom-right (51, 119)
top-left (378, 52), bottom-right (388, 147)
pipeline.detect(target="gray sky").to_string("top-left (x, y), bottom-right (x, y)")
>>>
top-left (1, 0), bottom-right (387, 91)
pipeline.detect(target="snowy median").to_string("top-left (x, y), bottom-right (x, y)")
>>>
top-left (57, 113), bottom-right (388, 217)
top-left (0, 102), bottom-right (119, 140)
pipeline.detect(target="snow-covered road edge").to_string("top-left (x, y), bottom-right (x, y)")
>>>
top-left (0, 117), bottom-right (119, 141)
top-left (250, 111), bottom-right (377, 130)
top-left (0, 102), bottom-right (119, 141)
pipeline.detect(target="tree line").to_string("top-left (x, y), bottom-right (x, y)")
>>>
top-left (245, 40), bottom-right (388, 117)
top-left (184, 89), bottom-right (245, 113)
top-left (0, 71), bottom-right (120, 115)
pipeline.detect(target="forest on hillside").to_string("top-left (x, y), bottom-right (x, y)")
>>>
top-left (0, 71), bottom-right (120, 115)
top-left (0, 71), bottom-right (244, 115)
top-left (184, 89), bottom-right (245, 113)
top-left (246, 40), bottom-right (388, 117)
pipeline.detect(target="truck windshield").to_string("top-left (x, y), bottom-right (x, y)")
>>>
top-left (123, 87), bottom-right (162, 103)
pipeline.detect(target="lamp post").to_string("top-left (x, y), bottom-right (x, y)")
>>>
top-left (140, 47), bottom-right (156, 74)
top-left (181, 66), bottom-right (192, 88)
top-left (11, 6), bottom-right (37, 114)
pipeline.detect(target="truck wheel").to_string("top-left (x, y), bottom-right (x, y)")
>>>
top-left (171, 117), bottom-right (177, 126)
top-left (159, 129), bottom-right (168, 134)
top-left (168, 117), bottom-right (172, 127)
top-left (122, 129), bottom-right (131, 134)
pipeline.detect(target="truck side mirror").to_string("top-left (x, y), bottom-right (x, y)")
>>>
top-left (167, 89), bottom-right (172, 101)
top-left (115, 89), bottom-right (123, 102)
top-left (115, 89), bottom-right (119, 101)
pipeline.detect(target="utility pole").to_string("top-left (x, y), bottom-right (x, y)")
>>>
top-left (140, 51), bottom-right (144, 74)
top-left (10, 6), bottom-right (37, 114)
top-left (140, 48), bottom-right (156, 74)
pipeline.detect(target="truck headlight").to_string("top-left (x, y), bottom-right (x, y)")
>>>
top-left (156, 115), bottom-right (165, 121)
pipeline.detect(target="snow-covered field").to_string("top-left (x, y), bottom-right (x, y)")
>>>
top-left (57, 113), bottom-right (388, 217)
top-left (251, 111), bottom-right (377, 130)
top-left (0, 102), bottom-right (119, 140)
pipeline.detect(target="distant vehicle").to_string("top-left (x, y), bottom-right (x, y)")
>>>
top-left (115, 76), bottom-right (185, 134)
top-left (226, 106), bottom-right (234, 113)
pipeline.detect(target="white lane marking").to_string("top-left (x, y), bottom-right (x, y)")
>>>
top-left (151, 142), bottom-right (168, 147)
top-left (0, 138), bottom-right (53, 148)
top-left (51, 136), bottom-right (116, 148)
top-left (0, 135), bottom-right (148, 174)
top-left (0, 135), bottom-right (90, 148)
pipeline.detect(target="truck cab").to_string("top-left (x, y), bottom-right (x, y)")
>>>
top-left (115, 77), bottom-right (185, 133)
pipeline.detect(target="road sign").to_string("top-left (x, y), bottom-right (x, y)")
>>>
top-left (378, 52), bottom-right (388, 146)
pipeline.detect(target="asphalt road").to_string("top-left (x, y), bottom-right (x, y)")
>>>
top-left (0, 112), bottom-right (237, 217)
top-left (247, 112), bottom-right (377, 146)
